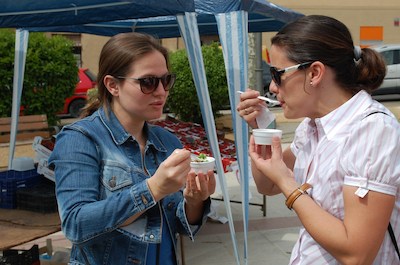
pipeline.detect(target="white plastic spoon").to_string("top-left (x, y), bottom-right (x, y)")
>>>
top-left (237, 91), bottom-right (280, 105)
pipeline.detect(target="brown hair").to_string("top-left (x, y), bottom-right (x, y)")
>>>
top-left (271, 15), bottom-right (386, 94)
top-left (80, 32), bottom-right (170, 117)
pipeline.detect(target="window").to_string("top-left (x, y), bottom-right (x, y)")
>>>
top-left (380, 49), bottom-right (400, 66)
top-left (381, 50), bottom-right (394, 65)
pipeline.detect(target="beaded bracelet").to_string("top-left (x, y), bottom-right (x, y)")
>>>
top-left (285, 183), bottom-right (312, 210)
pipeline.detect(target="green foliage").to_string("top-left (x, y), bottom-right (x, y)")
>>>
top-left (0, 29), bottom-right (16, 117)
top-left (167, 42), bottom-right (229, 124)
top-left (0, 30), bottom-right (78, 125)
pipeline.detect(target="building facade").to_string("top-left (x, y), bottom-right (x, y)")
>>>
top-left (55, 0), bottom-right (400, 75)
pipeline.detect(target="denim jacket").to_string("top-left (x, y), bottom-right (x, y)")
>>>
top-left (49, 107), bottom-right (210, 265)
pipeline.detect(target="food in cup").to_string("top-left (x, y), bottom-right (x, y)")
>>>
top-left (190, 153), bottom-right (215, 173)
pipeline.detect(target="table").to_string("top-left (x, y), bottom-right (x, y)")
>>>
top-left (0, 208), bottom-right (60, 250)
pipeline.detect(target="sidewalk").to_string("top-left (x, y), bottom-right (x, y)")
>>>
top-left (183, 170), bottom-right (300, 265)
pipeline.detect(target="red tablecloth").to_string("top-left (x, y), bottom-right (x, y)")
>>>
top-left (151, 118), bottom-right (236, 172)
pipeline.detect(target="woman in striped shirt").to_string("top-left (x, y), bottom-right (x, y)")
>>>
top-left (237, 15), bottom-right (400, 264)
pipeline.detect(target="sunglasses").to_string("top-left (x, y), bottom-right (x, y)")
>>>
top-left (269, 62), bottom-right (312, 86)
top-left (116, 73), bottom-right (176, 94)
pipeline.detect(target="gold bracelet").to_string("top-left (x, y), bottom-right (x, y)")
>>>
top-left (285, 183), bottom-right (312, 210)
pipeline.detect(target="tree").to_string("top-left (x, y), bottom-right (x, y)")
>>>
top-left (167, 42), bottom-right (229, 124)
top-left (0, 29), bottom-right (78, 125)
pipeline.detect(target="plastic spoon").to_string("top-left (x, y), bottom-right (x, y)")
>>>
top-left (237, 91), bottom-right (280, 105)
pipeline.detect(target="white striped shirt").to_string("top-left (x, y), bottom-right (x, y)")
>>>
top-left (289, 90), bottom-right (400, 264)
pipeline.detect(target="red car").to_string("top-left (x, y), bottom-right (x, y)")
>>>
top-left (60, 68), bottom-right (97, 117)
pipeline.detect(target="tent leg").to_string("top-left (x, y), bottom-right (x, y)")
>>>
top-left (179, 234), bottom-right (185, 265)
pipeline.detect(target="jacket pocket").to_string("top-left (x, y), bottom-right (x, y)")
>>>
top-left (101, 160), bottom-right (133, 192)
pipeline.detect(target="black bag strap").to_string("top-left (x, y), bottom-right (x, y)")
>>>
top-left (388, 222), bottom-right (400, 260)
top-left (363, 111), bottom-right (399, 259)
top-left (364, 110), bottom-right (389, 118)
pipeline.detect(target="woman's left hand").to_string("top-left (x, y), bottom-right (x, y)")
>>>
top-left (184, 170), bottom-right (216, 205)
top-left (249, 135), bottom-right (294, 187)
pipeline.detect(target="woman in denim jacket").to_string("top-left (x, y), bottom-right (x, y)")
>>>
top-left (49, 32), bottom-right (215, 265)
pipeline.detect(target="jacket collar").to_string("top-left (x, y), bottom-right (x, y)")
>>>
top-left (98, 107), bottom-right (167, 153)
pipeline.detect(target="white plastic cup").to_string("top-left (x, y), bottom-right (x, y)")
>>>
top-left (190, 156), bottom-right (215, 174)
top-left (252, 129), bottom-right (282, 145)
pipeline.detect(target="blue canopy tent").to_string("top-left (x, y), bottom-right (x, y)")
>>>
top-left (23, 2), bottom-right (301, 38)
top-left (1, 1), bottom-right (303, 264)
top-left (0, 0), bottom-right (194, 27)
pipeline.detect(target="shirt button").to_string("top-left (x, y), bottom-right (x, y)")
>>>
top-left (149, 234), bottom-right (155, 239)
top-left (360, 180), bottom-right (367, 187)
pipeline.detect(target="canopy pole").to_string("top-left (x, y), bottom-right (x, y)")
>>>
top-left (216, 11), bottom-right (250, 265)
top-left (177, 12), bottom-right (241, 265)
top-left (8, 29), bottom-right (29, 169)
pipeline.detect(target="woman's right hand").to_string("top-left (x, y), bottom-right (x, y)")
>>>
top-left (249, 135), bottom-right (294, 189)
top-left (236, 89), bottom-right (266, 129)
top-left (147, 149), bottom-right (191, 201)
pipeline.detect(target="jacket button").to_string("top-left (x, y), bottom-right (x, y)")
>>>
top-left (141, 194), bottom-right (148, 204)
top-left (109, 176), bottom-right (116, 188)
top-left (128, 257), bottom-right (140, 264)
top-left (167, 202), bottom-right (174, 210)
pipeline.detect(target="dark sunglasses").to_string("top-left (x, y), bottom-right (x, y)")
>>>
top-left (269, 62), bottom-right (312, 86)
top-left (116, 73), bottom-right (176, 94)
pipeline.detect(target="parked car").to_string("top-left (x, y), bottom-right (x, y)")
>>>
top-left (60, 68), bottom-right (97, 117)
top-left (371, 44), bottom-right (400, 96)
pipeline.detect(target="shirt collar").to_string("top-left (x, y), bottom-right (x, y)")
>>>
top-left (307, 90), bottom-right (373, 141)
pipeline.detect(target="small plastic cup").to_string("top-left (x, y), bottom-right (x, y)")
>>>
top-left (252, 129), bottom-right (282, 145)
top-left (190, 156), bottom-right (215, 174)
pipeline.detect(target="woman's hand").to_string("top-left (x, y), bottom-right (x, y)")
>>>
top-left (236, 89), bottom-right (267, 129)
top-left (249, 135), bottom-right (294, 188)
top-left (183, 170), bottom-right (216, 204)
top-left (184, 169), bottom-right (216, 224)
top-left (147, 149), bottom-right (192, 201)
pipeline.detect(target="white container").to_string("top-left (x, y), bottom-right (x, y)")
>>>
top-left (190, 156), bottom-right (215, 174)
top-left (252, 129), bottom-right (282, 145)
top-left (11, 157), bottom-right (35, 171)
